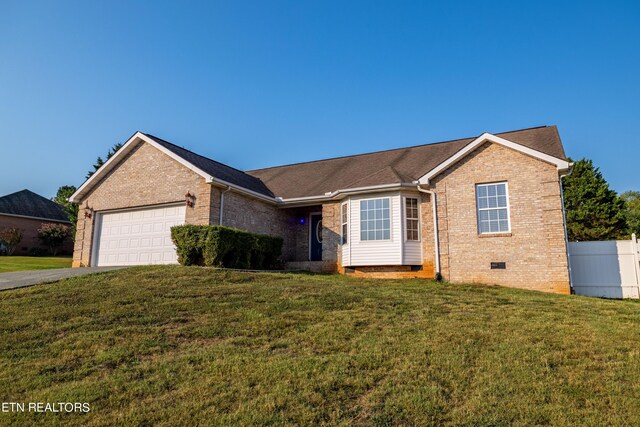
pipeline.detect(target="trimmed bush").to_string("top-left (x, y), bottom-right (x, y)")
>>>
top-left (171, 225), bottom-right (283, 269)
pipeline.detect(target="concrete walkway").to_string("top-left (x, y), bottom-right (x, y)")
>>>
top-left (0, 267), bottom-right (125, 291)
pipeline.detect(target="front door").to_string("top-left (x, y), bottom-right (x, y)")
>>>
top-left (310, 213), bottom-right (323, 261)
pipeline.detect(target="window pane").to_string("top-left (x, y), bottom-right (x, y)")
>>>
top-left (383, 230), bottom-right (390, 240)
top-left (477, 183), bottom-right (510, 234)
top-left (359, 198), bottom-right (391, 240)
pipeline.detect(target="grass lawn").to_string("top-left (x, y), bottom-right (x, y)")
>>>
top-left (1, 267), bottom-right (640, 426)
top-left (0, 256), bottom-right (72, 273)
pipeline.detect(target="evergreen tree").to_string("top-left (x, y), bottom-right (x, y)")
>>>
top-left (562, 158), bottom-right (628, 241)
top-left (621, 191), bottom-right (640, 237)
top-left (86, 143), bottom-right (123, 179)
top-left (53, 185), bottom-right (79, 237)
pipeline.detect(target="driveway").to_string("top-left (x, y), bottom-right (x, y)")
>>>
top-left (0, 267), bottom-right (125, 291)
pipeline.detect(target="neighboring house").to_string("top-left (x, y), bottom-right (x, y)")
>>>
top-left (70, 126), bottom-right (572, 294)
top-left (0, 189), bottom-right (73, 255)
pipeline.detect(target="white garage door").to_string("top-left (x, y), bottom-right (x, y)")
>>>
top-left (94, 204), bottom-right (186, 266)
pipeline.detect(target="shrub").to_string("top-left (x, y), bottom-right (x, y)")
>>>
top-left (37, 223), bottom-right (70, 256)
top-left (0, 227), bottom-right (23, 256)
top-left (170, 225), bottom-right (208, 266)
top-left (28, 247), bottom-right (47, 257)
top-left (171, 225), bottom-right (283, 269)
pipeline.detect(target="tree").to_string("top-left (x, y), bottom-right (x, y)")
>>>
top-left (53, 185), bottom-right (79, 236)
top-left (562, 158), bottom-right (628, 241)
top-left (37, 223), bottom-right (70, 256)
top-left (0, 227), bottom-right (23, 256)
top-left (621, 191), bottom-right (640, 237)
top-left (86, 142), bottom-right (123, 179)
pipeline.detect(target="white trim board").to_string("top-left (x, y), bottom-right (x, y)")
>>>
top-left (69, 132), bottom-right (215, 203)
top-left (418, 133), bottom-right (572, 185)
top-left (0, 212), bottom-right (71, 224)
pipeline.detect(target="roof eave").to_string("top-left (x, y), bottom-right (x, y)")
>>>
top-left (417, 132), bottom-right (571, 185)
top-left (276, 182), bottom-right (418, 207)
top-left (69, 132), bottom-right (217, 204)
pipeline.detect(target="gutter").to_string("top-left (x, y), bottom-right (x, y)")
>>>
top-left (277, 182), bottom-right (418, 207)
top-left (208, 177), bottom-right (279, 205)
top-left (416, 184), bottom-right (441, 279)
top-left (219, 185), bottom-right (232, 225)
top-left (559, 163), bottom-right (574, 292)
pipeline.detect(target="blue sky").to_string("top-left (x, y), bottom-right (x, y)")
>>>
top-left (1, 1), bottom-right (638, 198)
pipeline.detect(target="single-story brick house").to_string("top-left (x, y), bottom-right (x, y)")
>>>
top-left (70, 126), bottom-right (573, 293)
top-left (0, 189), bottom-right (73, 255)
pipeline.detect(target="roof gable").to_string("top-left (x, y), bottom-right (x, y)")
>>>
top-left (418, 132), bottom-right (571, 185)
top-left (70, 132), bottom-right (274, 203)
top-left (0, 189), bottom-right (70, 222)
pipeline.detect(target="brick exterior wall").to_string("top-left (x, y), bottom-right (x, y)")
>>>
top-left (0, 214), bottom-right (73, 255)
top-left (428, 142), bottom-right (570, 294)
top-left (73, 142), bottom-right (214, 267)
top-left (219, 191), bottom-right (298, 261)
top-left (73, 141), bottom-right (316, 266)
top-left (321, 202), bottom-right (341, 272)
top-left (72, 138), bottom-right (570, 294)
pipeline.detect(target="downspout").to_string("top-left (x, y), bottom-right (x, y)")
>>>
top-left (559, 169), bottom-right (574, 293)
top-left (417, 185), bottom-right (441, 279)
top-left (219, 186), bottom-right (231, 225)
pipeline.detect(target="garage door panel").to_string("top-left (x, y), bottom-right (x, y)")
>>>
top-left (95, 205), bottom-right (186, 266)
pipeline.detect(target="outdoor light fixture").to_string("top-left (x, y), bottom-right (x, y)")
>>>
top-left (185, 192), bottom-right (195, 207)
top-left (84, 206), bottom-right (93, 219)
top-left (299, 218), bottom-right (306, 224)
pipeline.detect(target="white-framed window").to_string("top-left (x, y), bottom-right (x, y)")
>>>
top-left (360, 198), bottom-right (390, 241)
top-left (341, 202), bottom-right (348, 245)
top-left (476, 182), bottom-right (510, 234)
top-left (405, 197), bottom-right (419, 241)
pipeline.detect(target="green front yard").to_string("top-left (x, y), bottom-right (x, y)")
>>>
top-left (0, 256), bottom-right (72, 273)
top-left (1, 267), bottom-right (640, 426)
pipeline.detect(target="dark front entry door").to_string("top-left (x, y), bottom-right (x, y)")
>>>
top-left (310, 214), bottom-right (323, 261)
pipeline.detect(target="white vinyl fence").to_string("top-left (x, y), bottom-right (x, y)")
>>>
top-left (569, 234), bottom-right (640, 299)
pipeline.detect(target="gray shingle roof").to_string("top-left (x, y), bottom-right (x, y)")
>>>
top-left (246, 126), bottom-right (567, 199)
top-left (144, 134), bottom-right (274, 197)
top-left (0, 190), bottom-right (71, 222)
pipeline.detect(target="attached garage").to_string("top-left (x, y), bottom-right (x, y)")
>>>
top-left (93, 204), bottom-right (186, 267)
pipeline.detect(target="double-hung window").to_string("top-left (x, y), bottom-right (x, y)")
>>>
top-left (360, 198), bottom-right (390, 241)
top-left (476, 182), bottom-right (510, 234)
top-left (341, 203), bottom-right (348, 245)
top-left (405, 197), bottom-right (419, 241)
